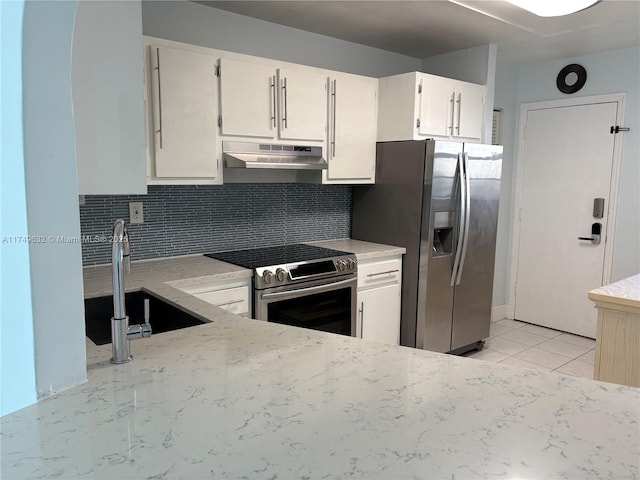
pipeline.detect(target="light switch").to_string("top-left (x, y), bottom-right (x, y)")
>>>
top-left (129, 202), bottom-right (144, 224)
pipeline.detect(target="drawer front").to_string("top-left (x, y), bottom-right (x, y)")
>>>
top-left (358, 258), bottom-right (401, 288)
top-left (195, 286), bottom-right (249, 315)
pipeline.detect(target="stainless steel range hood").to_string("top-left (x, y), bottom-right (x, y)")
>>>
top-left (223, 141), bottom-right (327, 170)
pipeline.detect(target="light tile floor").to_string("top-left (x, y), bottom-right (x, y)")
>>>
top-left (464, 319), bottom-right (596, 379)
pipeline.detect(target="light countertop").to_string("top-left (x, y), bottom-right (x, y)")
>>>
top-left (588, 273), bottom-right (640, 311)
top-left (308, 238), bottom-right (406, 260)
top-left (82, 254), bottom-right (253, 299)
top-left (2, 244), bottom-right (639, 479)
top-left (2, 315), bottom-right (638, 479)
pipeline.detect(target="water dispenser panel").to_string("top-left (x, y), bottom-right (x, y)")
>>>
top-left (433, 228), bottom-right (453, 257)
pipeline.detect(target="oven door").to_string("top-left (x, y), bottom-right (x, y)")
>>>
top-left (255, 275), bottom-right (357, 337)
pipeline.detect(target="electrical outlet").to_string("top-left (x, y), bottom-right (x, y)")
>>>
top-left (129, 202), bottom-right (144, 224)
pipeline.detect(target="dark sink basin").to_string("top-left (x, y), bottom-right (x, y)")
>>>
top-left (84, 291), bottom-right (206, 345)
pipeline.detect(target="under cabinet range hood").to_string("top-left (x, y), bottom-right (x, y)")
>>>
top-left (223, 141), bottom-right (327, 170)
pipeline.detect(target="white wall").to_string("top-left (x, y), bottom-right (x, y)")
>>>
top-left (492, 62), bottom-right (519, 306)
top-left (22, 0), bottom-right (87, 399)
top-left (73, 0), bottom-right (147, 195)
top-left (0, 0), bottom-right (38, 416)
top-left (421, 44), bottom-right (493, 85)
top-left (493, 46), bottom-right (640, 306)
top-left (141, 1), bottom-right (421, 77)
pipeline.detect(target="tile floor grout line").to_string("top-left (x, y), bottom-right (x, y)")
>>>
top-left (475, 319), bottom-right (597, 379)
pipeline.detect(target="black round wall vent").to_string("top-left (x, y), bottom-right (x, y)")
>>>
top-left (556, 64), bottom-right (587, 94)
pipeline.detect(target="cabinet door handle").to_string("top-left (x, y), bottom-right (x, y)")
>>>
top-left (449, 92), bottom-right (455, 133)
top-left (270, 76), bottom-right (276, 129)
top-left (214, 299), bottom-right (244, 308)
top-left (358, 301), bottom-right (364, 338)
top-left (281, 77), bottom-right (288, 129)
top-left (331, 79), bottom-right (337, 157)
top-left (154, 48), bottom-right (163, 149)
top-left (366, 269), bottom-right (399, 278)
top-left (456, 92), bottom-right (462, 135)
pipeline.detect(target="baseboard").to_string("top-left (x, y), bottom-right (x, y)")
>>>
top-left (491, 305), bottom-right (507, 322)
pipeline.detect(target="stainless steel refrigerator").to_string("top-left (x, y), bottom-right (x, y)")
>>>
top-left (352, 140), bottom-right (502, 354)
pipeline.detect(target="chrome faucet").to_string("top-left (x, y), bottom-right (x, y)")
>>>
top-left (111, 219), bottom-right (151, 364)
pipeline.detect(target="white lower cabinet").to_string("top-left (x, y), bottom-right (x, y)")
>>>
top-left (171, 279), bottom-right (251, 317)
top-left (357, 256), bottom-right (402, 345)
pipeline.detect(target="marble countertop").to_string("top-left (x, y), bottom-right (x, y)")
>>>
top-left (82, 254), bottom-right (253, 299)
top-left (2, 314), bottom-right (638, 479)
top-left (588, 274), bottom-right (640, 311)
top-left (307, 238), bottom-right (406, 260)
top-left (2, 244), bottom-right (638, 479)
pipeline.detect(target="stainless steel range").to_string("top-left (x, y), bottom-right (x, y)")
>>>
top-left (205, 244), bottom-right (357, 336)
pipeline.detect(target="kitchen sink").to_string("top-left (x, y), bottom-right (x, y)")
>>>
top-left (84, 291), bottom-right (206, 345)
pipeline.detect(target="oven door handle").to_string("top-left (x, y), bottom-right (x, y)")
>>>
top-left (260, 277), bottom-right (355, 299)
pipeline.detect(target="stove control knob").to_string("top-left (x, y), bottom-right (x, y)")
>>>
top-left (263, 270), bottom-right (274, 284)
top-left (337, 260), bottom-right (346, 272)
top-left (347, 258), bottom-right (357, 270)
top-left (276, 268), bottom-right (287, 282)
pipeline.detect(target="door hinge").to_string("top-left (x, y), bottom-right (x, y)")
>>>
top-left (418, 83), bottom-right (422, 94)
top-left (416, 118), bottom-right (421, 128)
top-left (610, 125), bottom-right (630, 134)
top-left (215, 65), bottom-right (221, 77)
top-left (218, 116), bottom-right (222, 128)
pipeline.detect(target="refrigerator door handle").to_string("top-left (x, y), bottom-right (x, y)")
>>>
top-left (450, 152), bottom-right (466, 286)
top-left (456, 152), bottom-right (472, 285)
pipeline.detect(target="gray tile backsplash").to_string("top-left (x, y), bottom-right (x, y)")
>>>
top-left (80, 184), bottom-right (352, 265)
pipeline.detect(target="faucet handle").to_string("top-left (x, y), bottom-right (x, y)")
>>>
top-left (123, 229), bottom-right (131, 274)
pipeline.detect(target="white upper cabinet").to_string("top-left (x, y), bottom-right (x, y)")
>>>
top-left (148, 45), bottom-right (219, 180)
top-left (418, 74), bottom-right (455, 138)
top-left (143, 37), bottom-right (381, 185)
top-left (325, 72), bottom-right (377, 183)
top-left (454, 80), bottom-right (484, 139)
top-left (378, 72), bottom-right (485, 142)
top-left (73, 0), bottom-right (146, 195)
top-left (219, 58), bottom-right (277, 138)
top-left (218, 60), bottom-right (327, 143)
top-left (277, 68), bottom-right (327, 141)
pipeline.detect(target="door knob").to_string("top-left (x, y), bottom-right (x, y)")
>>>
top-left (578, 222), bottom-right (602, 245)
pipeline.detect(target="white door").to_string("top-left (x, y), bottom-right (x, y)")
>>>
top-left (151, 46), bottom-right (219, 179)
top-left (277, 67), bottom-right (326, 141)
top-left (219, 58), bottom-right (277, 138)
top-left (418, 73), bottom-right (452, 138)
top-left (359, 285), bottom-right (400, 345)
top-left (514, 101), bottom-right (618, 337)
top-left (326, 73), bottom-right (377, 181)
top-left (454, 81), bottom-right (484, 140)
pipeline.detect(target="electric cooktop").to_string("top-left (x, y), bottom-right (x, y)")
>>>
top-left (205, 244), bottom-right (352, 270)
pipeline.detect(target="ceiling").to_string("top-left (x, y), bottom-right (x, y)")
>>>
top-left (197, 0), bottom-right (640, 64)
